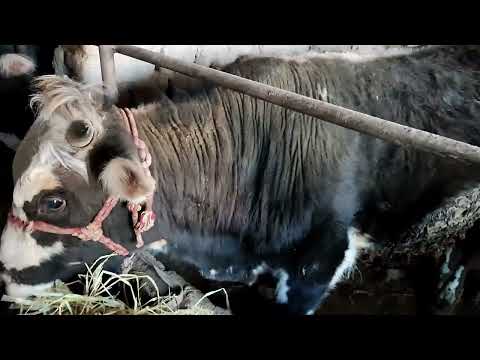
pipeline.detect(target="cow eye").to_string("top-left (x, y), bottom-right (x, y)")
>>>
top-left (39, 196), bottom-right (67, 214)
top-left (66, 120), bottom-right (94, 148)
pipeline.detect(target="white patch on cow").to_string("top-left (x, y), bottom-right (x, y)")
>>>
top-left (13, 164), bottom-right (60, 208)
top-left (0, 132), bottom-right (20, 151)
top-left (0, 53), bottom-right (36, 78)
top-left (209, 269), bottom-right (218, 277)
top-left (247, 264), bottom-right (292, 304)
top-left (274, 269), bottom-right (290, 304)
top-left (1, 274), bottom-right (54, 299)
top-left (0, 224), bottom-right (64, 271)
top-left (99, 157), bottom-right (155, 204)
top-left (13, 141), bottom-right (88, 208)
top-left (252, 262), bottom-right (268, 276)
top-left (145, 239), bottom-right (168, 254)
top-left (439, 266), bottom-right (465, 305)
top-left (11, 205), bottom-right (27, 222)
top-left (41, 142), bottom-right (89, 181)
top-left (351, 227), bottom-right (374, 250)
top-left (247, 262), bottom-right (269, 285)
top-left (328, 227), bottom-right (373, 290)
top-left (441, 247), bottom-right (453, 276)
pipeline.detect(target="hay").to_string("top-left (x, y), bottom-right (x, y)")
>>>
top-left (1, 254), bottom-right (228, 315)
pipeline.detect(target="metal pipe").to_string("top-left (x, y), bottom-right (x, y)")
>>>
top-left (112, 44), bottom-right (480, 166)
top-left (98, 45), bottom-right (118, 106)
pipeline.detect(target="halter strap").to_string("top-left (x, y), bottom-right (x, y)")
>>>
top-left (118, 108), bottom-right (156, 248)
top-left (7, 108), bottom-right (156, 256)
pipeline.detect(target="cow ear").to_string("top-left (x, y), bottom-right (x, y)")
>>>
top-left (99, 157), bottom-right (156, 203)
top-left (0, 54), bottom-right (36, 78)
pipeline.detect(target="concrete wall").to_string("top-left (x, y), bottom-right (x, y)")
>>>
top-left (54, 45), bottom-right (426, 86)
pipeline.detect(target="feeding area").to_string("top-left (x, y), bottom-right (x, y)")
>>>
top-left (1, 45), bottom-right (480, 316)
top-left (2, 253), bottom-right (229, 315)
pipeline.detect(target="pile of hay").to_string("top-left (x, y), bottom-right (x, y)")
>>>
top-left (1, 254), bottom-right (230, 315)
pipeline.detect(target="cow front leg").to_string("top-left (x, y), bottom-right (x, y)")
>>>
top-left (222, 272), bottom-right (330, 316)
top-left (270, 276), bottom-right (330, 315)
top-left (266, 220), bottom-right (373, 315)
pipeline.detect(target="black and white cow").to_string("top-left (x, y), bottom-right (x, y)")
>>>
top-left (1, 45), bottom-right (480, 315)
top-left (0, 45), bottom-right (57, 145)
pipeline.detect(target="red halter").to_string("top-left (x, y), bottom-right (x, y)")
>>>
top-left (7, 108), bottom-right (156, 256)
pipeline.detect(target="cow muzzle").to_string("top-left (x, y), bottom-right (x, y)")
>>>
top-left (0, 272), bottom-right (54, 299)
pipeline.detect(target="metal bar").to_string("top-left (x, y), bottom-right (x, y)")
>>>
top-left (111, 44), bottom-right (480, 166)
top-left (98, 45), bottom-right (118, 106)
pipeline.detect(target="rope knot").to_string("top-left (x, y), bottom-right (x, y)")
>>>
top-left (8, 212), bottom-right (34, 233)
top-left (24, 220), bottom-right (34, 234)
top-left (75, 223), bottom-right (104, 242)
top-left (135, 210), bottom-right (156, 233)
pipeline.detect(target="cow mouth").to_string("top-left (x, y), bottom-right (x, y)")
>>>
top-left (0, 273), bottom-right (55, 300)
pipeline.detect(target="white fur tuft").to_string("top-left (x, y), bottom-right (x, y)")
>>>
top-left (328, 227), bottom-right (373, 290)
top-left (100, 158), bottom-right (156, 203)
top-left (0, 53), bottom-right (36, 78)
top-left (12, 140), bottom-right (89, 210)
top-left (274, 269), bottom-right (290, 304)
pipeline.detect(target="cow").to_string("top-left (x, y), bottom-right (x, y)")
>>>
top-left (1, 45), bottom-right (480, 315)
top-left (0, 45), bottom-right (58, 311)
top-left (0, 45), bottom-right (57, 146)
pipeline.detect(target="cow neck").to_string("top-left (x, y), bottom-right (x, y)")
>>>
top-left (7, 108), bottom-right (157, 257)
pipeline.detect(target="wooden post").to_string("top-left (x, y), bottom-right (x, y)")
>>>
top-left (98, 45), bottom-right (118, 106)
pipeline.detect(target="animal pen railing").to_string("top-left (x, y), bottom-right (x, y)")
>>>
top-left (98, 44), bottom-right (480, 166)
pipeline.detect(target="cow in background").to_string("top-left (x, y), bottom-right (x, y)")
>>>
top-left (0, 45), bottom-right (57, 146)
top-left (0, 46), bottom-right (57, 312)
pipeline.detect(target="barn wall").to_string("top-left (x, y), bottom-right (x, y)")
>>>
top-left (55, 45), bottom-right (423, 85)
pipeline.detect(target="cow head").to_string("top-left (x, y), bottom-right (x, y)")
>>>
top-left (0, 75), bottom-right (155, 298)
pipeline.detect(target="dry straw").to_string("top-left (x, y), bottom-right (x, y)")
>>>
top-left (1, 254), bottom-right (221, 315)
